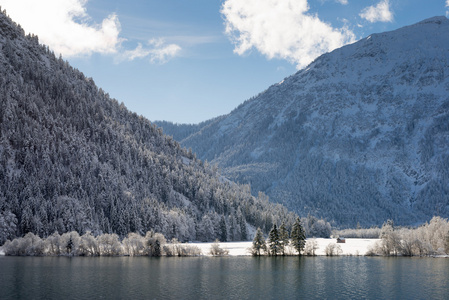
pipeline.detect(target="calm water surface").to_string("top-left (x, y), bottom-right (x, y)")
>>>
top-left (1, 256), bottom-right (448, 299)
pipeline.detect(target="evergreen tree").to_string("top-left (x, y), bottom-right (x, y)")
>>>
top-left (66, 236), bottom-right (73, 255)
top-left (237, 210), bottom-right (248, 241)
top-left (219, 215), bottom-right (228, 242)
top-left (252, 227), bottom-right (267, 256)
top-left (279, 222), bottom-right (289, 255)
top-left (445, 230), bottom-right (449, 255)
top-left (153, 240), bottom-right (161, 257)
top-left (291, 217), bottom-right (306, 255)
top-left (268, 224), bottom-right (281, 256)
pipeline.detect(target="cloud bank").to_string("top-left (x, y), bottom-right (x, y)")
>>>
top-left (0, 0), bottom-right (181, 64)
top-left (1, 0), bottom-right (122, 57)
top-left (220, 0), bottom-right (355, 69)
top-left (360, 0), bottom-right (393, 23)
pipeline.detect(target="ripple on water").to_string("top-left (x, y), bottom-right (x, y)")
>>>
top-left (1, 256), bottom-right (448, 299)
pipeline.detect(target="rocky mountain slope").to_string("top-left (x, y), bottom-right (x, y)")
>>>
top-left (159, 17), bottom-right (449, 227)
top-left (0, 10), bottom-right (297, 244)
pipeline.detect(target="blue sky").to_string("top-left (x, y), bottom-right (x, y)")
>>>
top-left (2, 0), bottom-right (449, 123)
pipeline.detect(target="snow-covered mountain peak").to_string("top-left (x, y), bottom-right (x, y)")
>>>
top-left (162, 17), bottom-right (449, 227)
top-left (290, 16), bottom-right (449, 85)
top-left (415, 16), bottom-right (449, 25)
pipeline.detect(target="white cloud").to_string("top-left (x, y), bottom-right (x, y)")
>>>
top-left (220, 0), bottom-right (355, 69)
top-left (117, 39), bottom-right (181, 64)
top-left (1, 0), bottom-right (181, 64)
top-left (1, 0), bottom-right (122, 57)
top-left (447, 0), bottom-right (449, 6)
top-left (120, 44), bottom-right (151, 61)
top-left (147, 39), bottom-right (182, 64)
top-left (359, 0), bottom-right (393, 23)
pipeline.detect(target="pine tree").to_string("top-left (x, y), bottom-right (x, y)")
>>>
top-left (279, 222), bottom-right (289, 255)
top-left (66, 236), bottom-right (74, 255)
top-left (291, 217), bottom-right (306, 255)
top-left (445, 230), bottom-right (449, 255)
top-left (268, 224), bottom-right (281, 256)
top-left (252, 227), bottom-right (267, 256)
top-left (219, 215), bottom-right (228, 242)
top-left (153, 239), bottom-right (161, 257)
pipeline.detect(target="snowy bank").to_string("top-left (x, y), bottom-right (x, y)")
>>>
top-left (312, 238), bottom-right (379, 256)
top-left (190, 239), bottom-right (380, 256)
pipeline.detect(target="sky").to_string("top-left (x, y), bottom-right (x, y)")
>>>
top-left (1, 0), bottom-right (448, 124)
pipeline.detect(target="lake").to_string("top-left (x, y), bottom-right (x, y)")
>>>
top-left (1, 256), bottom-right (448, 299)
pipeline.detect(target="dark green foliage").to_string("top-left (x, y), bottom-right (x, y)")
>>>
top-left (219, 216), bottom-right (228, 242)
top-left (268, 224), bottom-right (281, 256)
top-left (291, 217), bottom-right (306, 255)
top-left (279, 222), bottom-right (289, 255)
top-left (153, 240), bottom-right (161, 257)
top-left (66, 236), bottom-right (73, 254)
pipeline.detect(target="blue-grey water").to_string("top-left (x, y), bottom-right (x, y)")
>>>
top-left (0, 256), bottom-right (448, 299)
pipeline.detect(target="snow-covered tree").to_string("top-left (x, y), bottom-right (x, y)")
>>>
top-left (209, 239), bottom-right (229, 256)
top-left (279, 222), bottom-right (289, 255)
top-left (304, 239), bottom-right (318, 256)
top-left (379, 220), bottom-right (401, 256)
top-left (219, 215), bottom-right (228, 242)
top-left (97, 233), bottom-right (122, 256)
top-left (0, 210), bottom-right (17, 245)
top-left (291, 217), bottom-right (306, 255)
top-left (251, 227), bottom-right (267, 256)
top-left (268, 224), bottom-right (281, 256)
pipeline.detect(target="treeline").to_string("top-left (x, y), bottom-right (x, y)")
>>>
top-left (332, 227), bottom-right (381, 239)
top-left (367, 216), bottom-right (449, 256)
top-left (250, 217), bottom-right (333, 256)
top-left (1, 231), bottom-right (203, 257)
top-left (0, 9), bottom-right (297, 245)
top-left (251, 218), bottom-right (306, 256)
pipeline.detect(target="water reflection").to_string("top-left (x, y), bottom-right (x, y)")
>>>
top-left (1, 256), bottom-right (448, 299)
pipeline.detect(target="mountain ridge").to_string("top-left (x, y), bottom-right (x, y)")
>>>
top-left (158, 16), bottom-right (449, 227)
top-left (0, 10), bottom-right (298, 244)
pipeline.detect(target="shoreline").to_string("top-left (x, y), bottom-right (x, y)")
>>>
top-left (0, 238), bottom-right (378, 257)
top-left (2, 238), bottom-right (447, 257)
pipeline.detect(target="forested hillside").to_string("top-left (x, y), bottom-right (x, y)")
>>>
top-left (159, 17), bottom-right (449, 227)
top-left (0, 10), bottom-right (298, 245)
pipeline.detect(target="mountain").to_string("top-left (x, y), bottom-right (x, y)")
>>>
top-left (0, 10), bottom-right (298, 244)
top-left (158, 17), bottom-right (449, 227)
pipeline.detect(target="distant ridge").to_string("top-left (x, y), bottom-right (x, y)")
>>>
top-left (159, 17), bottom-right (449, 227)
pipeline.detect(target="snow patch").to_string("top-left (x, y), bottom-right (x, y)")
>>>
top-left (189, 238), bottom-right (379, 256)
top-left (181, 156), bottom-right (191, 165)
top-left (250, 147), bottom-right (265, 159)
